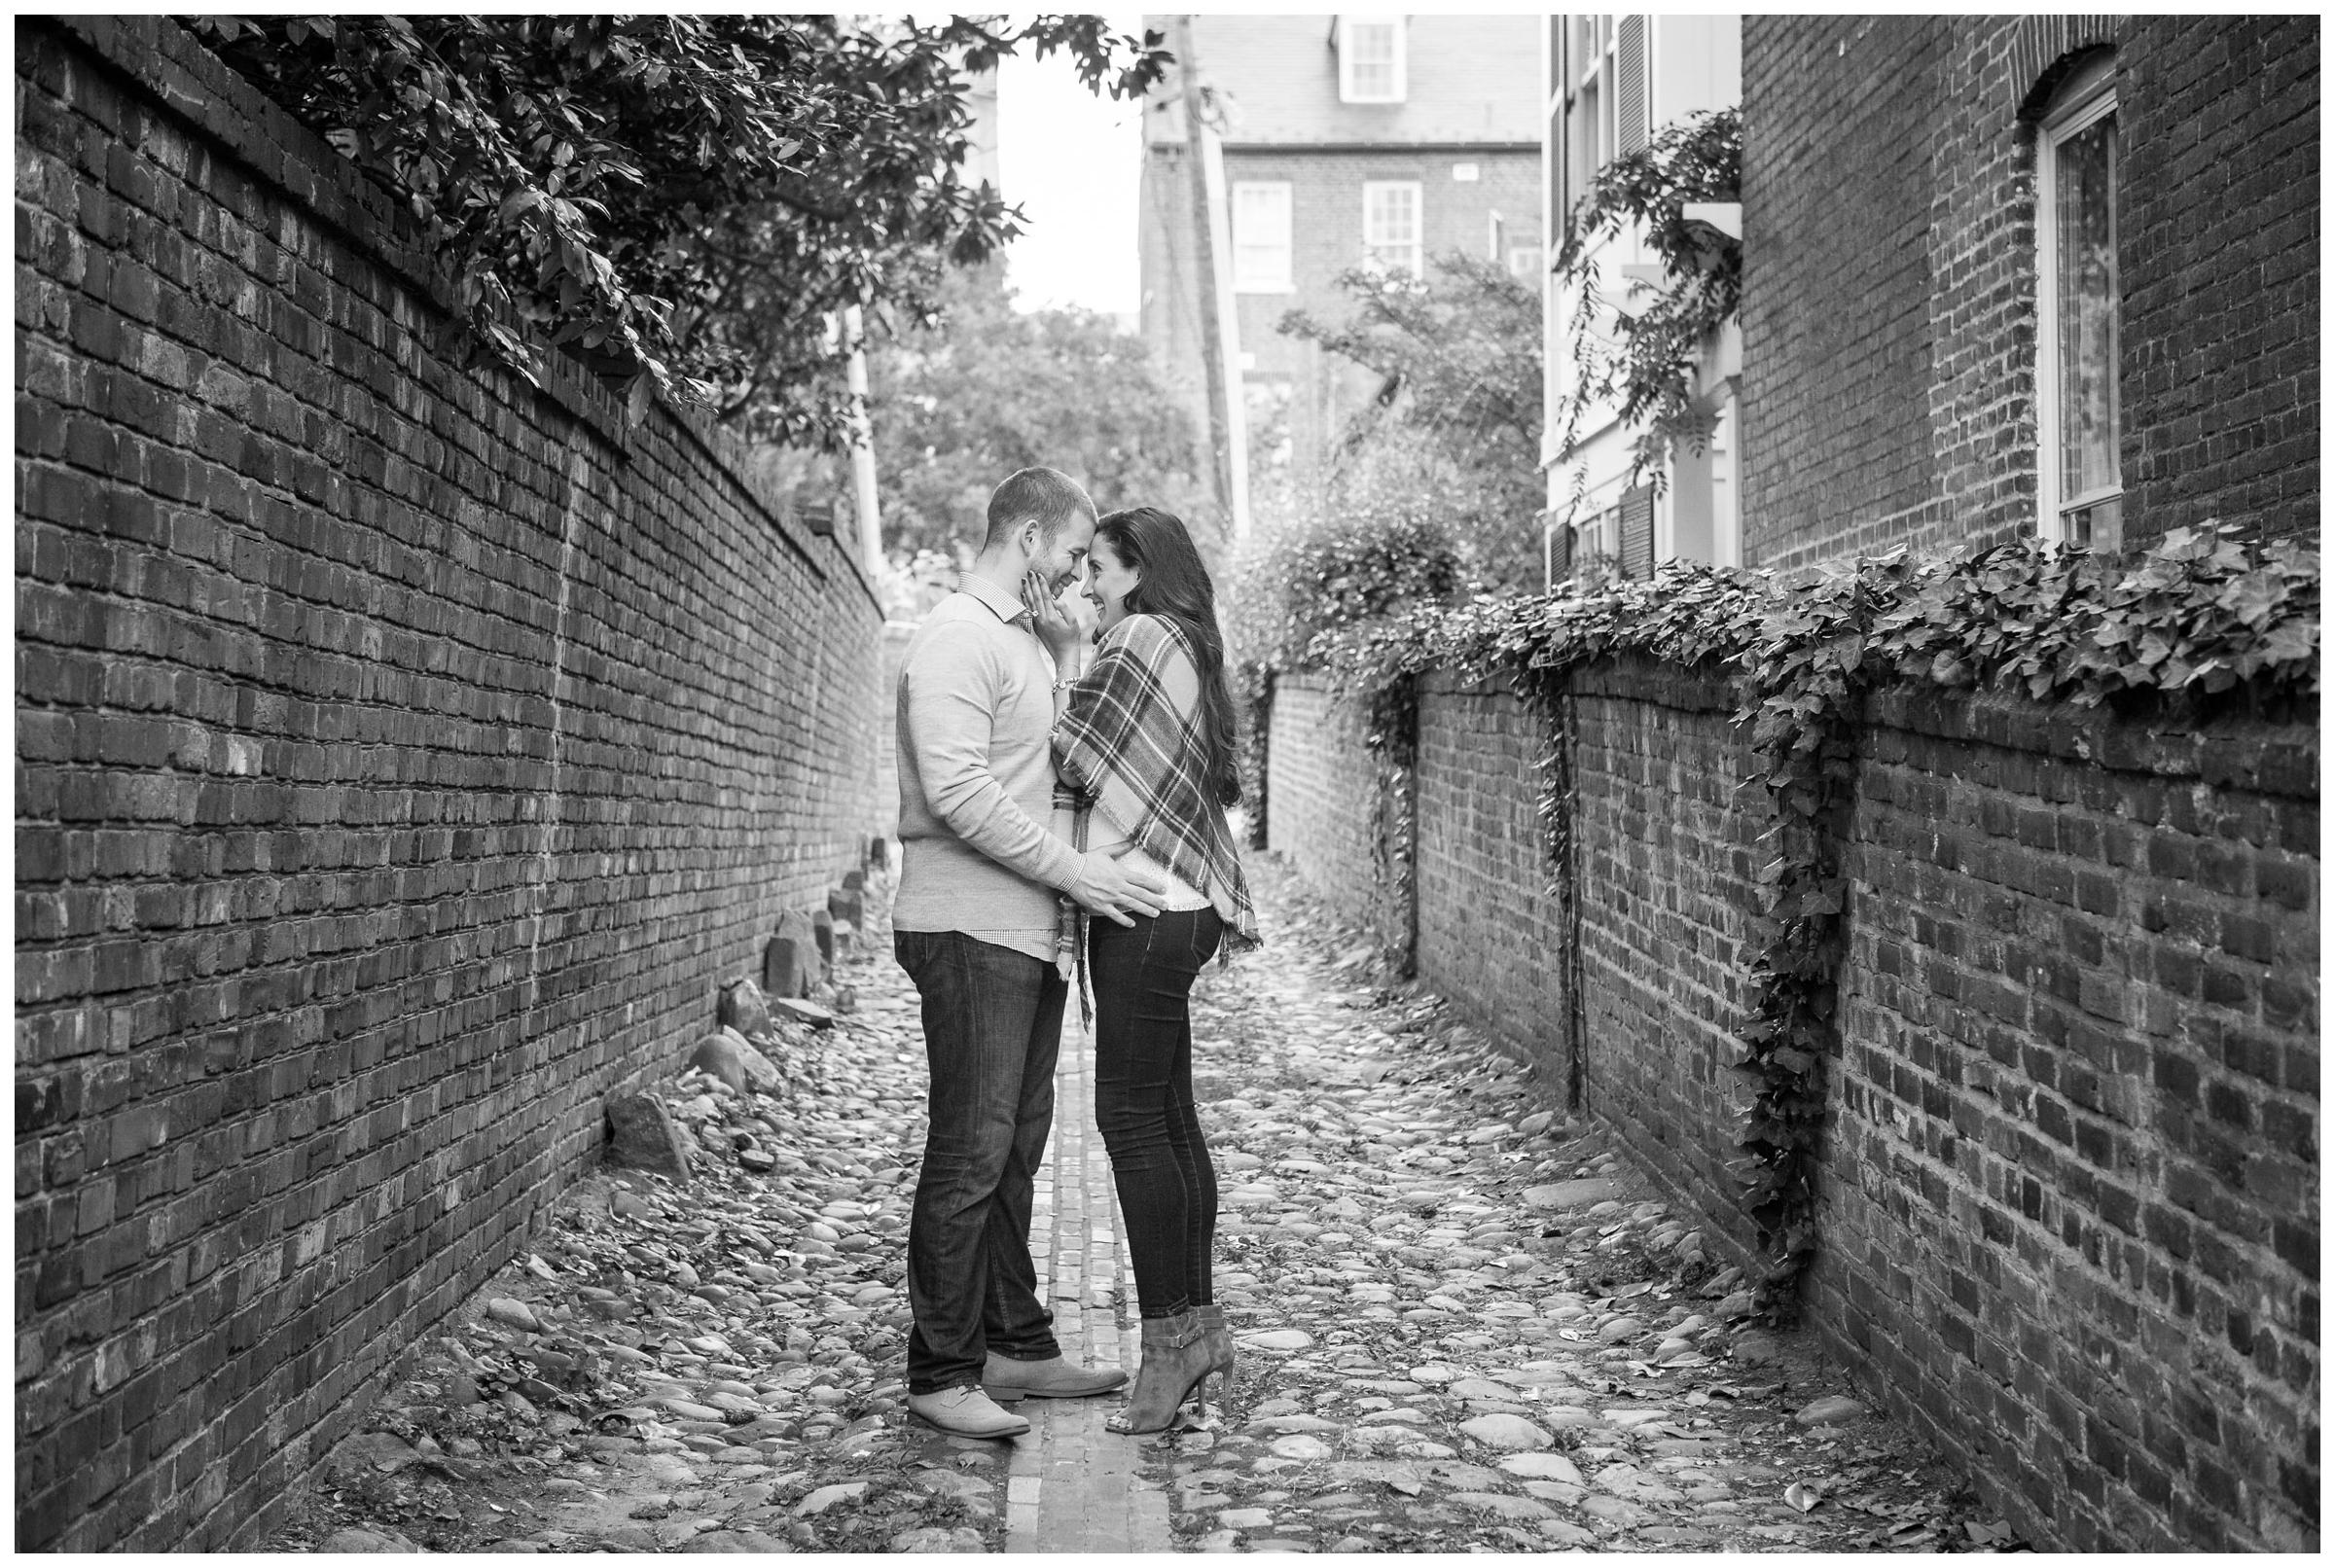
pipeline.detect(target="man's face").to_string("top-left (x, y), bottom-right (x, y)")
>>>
top-left (1028, 513), bottom-right (1095, 595)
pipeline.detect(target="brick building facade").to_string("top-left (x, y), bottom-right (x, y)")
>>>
top-left (16, 18), bottom-right (884, 1549)
top-left (1138, 15), bottom-right (1541, 518)
top-left (1740, 15), bottom-right (2318, 567)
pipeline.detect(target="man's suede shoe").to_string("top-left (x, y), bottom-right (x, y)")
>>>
top-left (982, 1353), bottom-right (1130, 1400)
top-left (906, 1384), bottom-right (1031, 1438)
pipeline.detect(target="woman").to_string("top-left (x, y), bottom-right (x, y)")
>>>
top-left (1020, 506), bottom-right (1259, 1435)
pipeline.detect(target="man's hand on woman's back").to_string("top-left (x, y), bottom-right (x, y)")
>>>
top-left (1068, 845), bottom-right (1168, 926)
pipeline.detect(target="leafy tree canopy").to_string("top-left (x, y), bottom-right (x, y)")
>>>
top-left (189, 14), bottom-right (1168, 441)
top-left (866, 265), bottom-right (1210, 564)
top-left (1275, 252), bottom-right (1546, 593)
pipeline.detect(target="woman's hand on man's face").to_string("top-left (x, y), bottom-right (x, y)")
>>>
top-left (1021, 569), bottom-right (1085, 662)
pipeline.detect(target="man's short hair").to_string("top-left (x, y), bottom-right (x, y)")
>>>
top-left (983, 467), bottom-right (1096, 551)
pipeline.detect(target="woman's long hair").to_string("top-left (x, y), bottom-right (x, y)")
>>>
top-left (1093, 507), bottom-right (1242, 807)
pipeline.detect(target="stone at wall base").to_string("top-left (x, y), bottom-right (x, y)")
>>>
top-left (717, 978), bottom-right (772, 1038)
top-left (772, 997), bottom-right (836, 1030)
top-left (768, 909), bottom-right (825, 996)
top-left (689, 1029), bottom-right (782, 1095)
top-left (606, 1093), bottom-right (693, 1178)
top-left (763, 935), bottom-right (811, 999)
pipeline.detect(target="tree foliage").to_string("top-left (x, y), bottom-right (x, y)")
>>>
top-left (1277, 253), bottom-right (1546, 593)
top-left (1222, 494), bottom-right (1466, 677)
top-left (189, 14), bottom-right (1168, 441)
top-left (1551, 105), bottom-right (1742, 500)
top-left (865, 266), bottom-right (1210, 560)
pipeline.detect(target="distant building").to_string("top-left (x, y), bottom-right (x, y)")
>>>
top-left (1740, 16), bottom-right (2317, 566)
top-left (1138, 14), bottom-right (1542, 517)
top-left (1541, 14), bottom-right (1742, 585)
top-left (962, 66), bottom-right (1001, 196)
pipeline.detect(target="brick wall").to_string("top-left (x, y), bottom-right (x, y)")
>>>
top-left (1410, 676), bottom-right (1570, 1077)
top-left (1815, 688), bottom-right (2319, 1552)
top-left (1568, 662), bottom-right (1768, 1267)
top-left (1739, 17), bottom-right (1955, 569)
top-left (1741, 15), bottom-right (2319, 567)
top-left (15, 18), bottom-right (884, 1550)
top-left (1266, 662), bottom-right (2318, 1550)
top-left (1262, 675), bottom-right (1386, 942)
top-left (2119, 15), bottom-right (2320, 548)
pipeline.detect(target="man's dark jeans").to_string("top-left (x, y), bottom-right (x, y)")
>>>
top-left (894, 929), bottom-right (1066, 1395)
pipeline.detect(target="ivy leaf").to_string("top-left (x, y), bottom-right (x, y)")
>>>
top-left (2221, 571), bottom-right (2287, 626)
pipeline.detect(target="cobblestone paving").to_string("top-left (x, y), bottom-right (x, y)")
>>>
top-left (273, 854), bottom-right (2019, 1553)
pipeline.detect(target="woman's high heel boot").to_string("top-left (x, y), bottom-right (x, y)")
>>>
top-left (1106, 1310), bottom-right (1215, 1435)
top-left (1192, 1303), bottom-right (1238, 1410)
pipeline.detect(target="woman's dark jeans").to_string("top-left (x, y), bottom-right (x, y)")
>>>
top-left (894, 930), bottom-right (1067, 1395)
top-left (1089, 906), bottom-right (1225, 1319)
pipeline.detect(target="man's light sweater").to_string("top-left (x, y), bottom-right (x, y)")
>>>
top-left (892, 573), bottom-right (1091, 963)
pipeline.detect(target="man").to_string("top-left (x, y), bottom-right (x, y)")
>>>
top-left (892, 466), bottom-right (1167, 1438)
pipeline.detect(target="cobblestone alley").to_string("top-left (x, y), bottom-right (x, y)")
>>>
top-left (274, 857), bottom-right (2019, 1554)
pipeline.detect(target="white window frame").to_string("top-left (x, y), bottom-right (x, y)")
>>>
top-left (1557, 16), bottom-right (1618, 232)
top-left (1231, 182), bottom-right (1294, 294)
top-left (1337, 16), bottom-right (1407, 104)
top-left (1361, 180), bottom-right (1423, 276)
top-left (2034, 54), bottom-right (2121, 548)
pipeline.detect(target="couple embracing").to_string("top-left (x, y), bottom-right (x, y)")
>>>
top-left (891, 467), bottom-right (1260, 1439)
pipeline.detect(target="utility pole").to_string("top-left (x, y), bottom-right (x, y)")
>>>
top-left (841, 303), bottom-right (882, 579)
top-left (1172, 15), bottom-right (1249, 540)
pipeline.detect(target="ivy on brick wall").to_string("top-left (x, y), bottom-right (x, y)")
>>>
top-left (1295, 523), bottom-right (2319, 1311)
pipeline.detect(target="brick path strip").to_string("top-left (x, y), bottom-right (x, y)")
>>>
top-left (1006, 1020), bottom-right (1175, 1552)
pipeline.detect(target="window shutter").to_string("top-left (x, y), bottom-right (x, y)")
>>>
top-left (1620, 483), bottom-right (1655, 578)
top-left (1618, 16), bottom-right (1648, 155)
top-left (1545, 511), bottom-right (1573, 584)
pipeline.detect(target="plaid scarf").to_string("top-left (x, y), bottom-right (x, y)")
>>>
top-left (1051, 612), bottom-right (1261, 988)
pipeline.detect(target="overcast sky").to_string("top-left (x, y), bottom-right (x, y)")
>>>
top-left (995, 23), bottom-right (1146, 321)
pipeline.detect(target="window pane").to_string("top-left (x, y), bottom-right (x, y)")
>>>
top-left (1233, 184), bottom-right (1290, 291)
top-left (1363, 183), bottom-right (1419, 272)
top-left (1575, 76), bottom-right (1602, 197)
top-left (2055, 112), bottom-right (2119, 503)
top-left (1349, 22), bottom-right (1395, 97)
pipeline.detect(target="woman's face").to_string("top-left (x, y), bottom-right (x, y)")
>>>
top-left (1084, 535), bottom-right (1141, 633)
